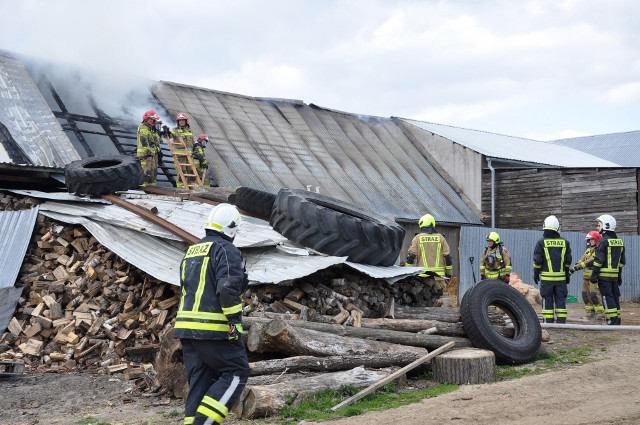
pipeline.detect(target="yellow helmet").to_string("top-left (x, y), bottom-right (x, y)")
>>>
top-left (418, 214), bottom-right (436, 228)
top-left (486, 231), bottom-right (500, 244)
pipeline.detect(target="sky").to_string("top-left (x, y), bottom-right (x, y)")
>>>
top-left (1, 0), bottom-right (639, 141)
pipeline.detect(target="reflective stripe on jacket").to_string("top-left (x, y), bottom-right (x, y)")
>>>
top-left (480, 245), bottom-right (512, 279)
top-left (173, 231), bottom-right (248, 340)
top-left (137, 123), bottom-right (155, 157)
top-left (593, 234), bottom-right (625, 280)
top-left (573, 245), bottom-right (596, 278)
top-left (171, 126), bottom-right (195, 155)
top-left (533, 237), bottom-right (572, 283)
top-left (407, 232), bottom-right (452, 277)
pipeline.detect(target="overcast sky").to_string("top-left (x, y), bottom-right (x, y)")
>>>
top-left (2, 0), bottom-right (639, 141)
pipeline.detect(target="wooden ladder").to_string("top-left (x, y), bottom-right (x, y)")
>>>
top-left (164, 135), bottom-right (203, 189)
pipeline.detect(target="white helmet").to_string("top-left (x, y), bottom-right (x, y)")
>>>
top-left (543, 215), bottom-right (560, 232)
top-left (597, 214), bottom-right (616, 232)
top-left (205, 203), bottom-right (242, 240)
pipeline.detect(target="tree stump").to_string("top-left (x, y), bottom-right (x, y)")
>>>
top-left (432, 348), bottom-right (496, 385)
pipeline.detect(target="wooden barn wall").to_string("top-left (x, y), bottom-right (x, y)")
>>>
top-left (482, 168), bottom-right (639, 235)
top-left (481, 169), bottom-right (562, 231)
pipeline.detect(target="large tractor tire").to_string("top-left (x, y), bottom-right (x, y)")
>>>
top-left (234, 187), bottom-right (276, 221)
top-left (65, 155), bottom-right (144, 196)
top-left (269, 188), bottom-right (405, 266)
top-left (460, 280), bottom-right (542, 365)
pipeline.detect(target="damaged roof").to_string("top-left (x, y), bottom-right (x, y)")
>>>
top-left (153, 82), bottom-right (482, 225)
top-left (401, 118), bottom-right (621, 168)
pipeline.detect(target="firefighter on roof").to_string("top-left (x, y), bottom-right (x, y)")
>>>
top-left (405, 213), bottom-right (453, 294)
top-left (570, 230), bottom-right (604, 321)
top-left (590, 214), bottom-right (625, 325)
top-left (173, 203), bottom-right (249, 425)
top-left (136, 110), bottom-right (160, 186)
top-left (533, 215), bottom-right (572, 323)
top-left (166, 112), bottom-right (195, 188)
top-left (193, 134), bottom-right (211, 187)
top-left (480, 231), bottom-right (512, 283)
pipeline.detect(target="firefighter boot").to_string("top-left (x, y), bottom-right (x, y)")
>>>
top-left (582, 311), bottom-right (596, 321)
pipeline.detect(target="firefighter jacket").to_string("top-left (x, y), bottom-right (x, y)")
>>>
top-left (192, 142), bottom-right (208, 168)
top-left (136, 122), bottom-right (156, 158)
top-left (573, 245), bottom-right (596, 279)
top-left (533, 230), bottom-right (572, 284)
top-left (406, 230), bottom-right (452, 277)
top-left (592, 232), bottom-right (625, 281)
top-left (480, 244), bottom-right (512, 280)
top-left (171, 125), bottom-right (195, 155)
top-left (173, 230), bottom-right (248, 340)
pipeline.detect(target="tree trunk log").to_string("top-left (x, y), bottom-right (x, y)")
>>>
top-left (232, 366), bottom-right (389, 419)
top-left (243, 317), bottom-right (471, 351)
top-left (393, 306), bottom-right (463, 322)
top-left (432, 348), bottom-right (496, 385)
top-left (249, 352), bottom-right (423, 376)
top-left (246, 319), bottom-right (428, 356)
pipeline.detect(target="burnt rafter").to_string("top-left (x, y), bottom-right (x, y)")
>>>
top-left (47, 81), bottom-right (94, 157)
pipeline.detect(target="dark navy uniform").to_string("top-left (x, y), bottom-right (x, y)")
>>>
top-left (533, 229), bottom-right (572, 323)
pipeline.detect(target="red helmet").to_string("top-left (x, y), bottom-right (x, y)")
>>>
top-left (197, 134), bottom-right (209, 142)
top-left (586, 230), bottom-right (602, 244)
top-left (176, 113), bottom-right (189, 125)
top-left (143, 110), bottom-right (158, 122)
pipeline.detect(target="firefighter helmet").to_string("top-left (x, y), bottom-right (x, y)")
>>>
top-left (486, 231), bottom-right (500, 244)
top-left (143, 110), bottom-right (158, 122)
top-left (176, 113), bottom-right (189, 125)
top-left (596, 214), bottom-right (616, 232)
top-left (197, 134), bottom-right (209, 147)
top-left (205, 203), bottom-right (242, 240)
top-left (418, 214), bottom-right (436, 228)
top-left (543, 215), bottom-right (560, 232)
top-left (586, 230), bottom-right (602, 244)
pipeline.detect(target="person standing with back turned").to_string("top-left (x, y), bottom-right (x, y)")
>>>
top-left (173, 204), bottom-right (250, 425)
top-left (533, 215), bottom-right (572, 323)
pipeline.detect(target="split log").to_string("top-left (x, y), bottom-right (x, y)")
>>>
top-left (246, 319), bottom-right (428, 357)
top-left (249, 352), bottom-right (423, 376)
top-left (431, 348), bottom-right (496, 384)
top-left (243, 317), bottom-right (471, 350)
top-left (233, 366), bottom-right (389, 419)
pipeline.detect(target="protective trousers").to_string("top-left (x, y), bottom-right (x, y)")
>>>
top-left (181, 338), bottom-right (250, 425)
top-left (581, 278), bottom-right (603, 318)
top-left (139, 155), bottom-right (157, 186)
top-left (598, 279), bottom-right (621, 325)
top-left (540, 282), bottom-right (568, 323)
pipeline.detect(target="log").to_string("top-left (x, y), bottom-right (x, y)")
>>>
top-left (249, 352), bottom-right (423, 376)
top-left (330, 341), bottom-right (456, 411)
top-left (432, 348), bottom-right (496, 384)
top-left (246, 319), bottom-right (428, 357)
top-left (243, 317), bottom-right (471, 350)
top-left (234, 366), bottom-right (389, 419)
top-left (393, 306), bottom-right (462, 322)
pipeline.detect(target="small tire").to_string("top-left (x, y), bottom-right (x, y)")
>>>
top-left (65, 155), bottom-right (144, 196)
top-left (234, 187), bottom-right (276, 220)
top-left (460, 280), bottom-right (542, 365)
top-left (269, 188), bottom-right (405, 266)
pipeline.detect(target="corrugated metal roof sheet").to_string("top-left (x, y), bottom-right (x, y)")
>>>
top-left (550, 131), bottom-right (640, 167)
top-left (0, 287), bottom-right (23, 336)
top-left (0, 207), bottom-right (39, 288)
top-left (401, 119), bottom-right (621, 168)
top-left (0, 51), bottom-right (81, 167)
top-left (152, 82), bottom-right (482, 225)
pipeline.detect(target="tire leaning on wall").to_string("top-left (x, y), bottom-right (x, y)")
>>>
top-left (64, 155), bottom-right (144, 196)
top-left (460, 279), bottom-right (542, 365)
top-left (269, 188), bottom-right (405, 267)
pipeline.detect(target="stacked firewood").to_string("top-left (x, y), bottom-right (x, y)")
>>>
top-left (0, 215), bottom-right (180, 393)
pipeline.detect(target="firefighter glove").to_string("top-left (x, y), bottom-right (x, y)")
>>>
top-left (533, 272), bottom-right (540, 285)
top-left (618, 276), bottom-right (622, 287)
top-left (503, 274), bottom-right (510, 284)
top-left (589, 274), bottom-right (598, 284)
top-left (406, 252), bottom-right (417, 266)
top-left (568, 266), bottom-right (575, 274)
top-left (228, 323), bottom-right (243, 341)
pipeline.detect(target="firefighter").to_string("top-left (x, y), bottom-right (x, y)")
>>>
top-left (193, 134), bottom-right (211, 187)
top-left (152, 117), bottom-right (164, 173)
top-left (167, 112), bottom-right (195, 188)
top-left (570, 230), bottom-right (604, 321)
top-left (533, 215), bottom-right (572, 323)
top-left (590, 214), bottom-right (625, 325)
top-left (173, 203), bottom-right (249, 425)
top-left (136, 110), bottom-right (160, 186)
top-left (405, 213), bottom-right (453, 294)
top-left (480, 231), bottom-right (512, 283)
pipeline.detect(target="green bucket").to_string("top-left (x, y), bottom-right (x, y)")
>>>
top-left (567, 295), bottom-right (578, 304)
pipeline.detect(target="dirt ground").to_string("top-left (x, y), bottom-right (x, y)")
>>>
top-left (2, 302), bottom-right (640, 425)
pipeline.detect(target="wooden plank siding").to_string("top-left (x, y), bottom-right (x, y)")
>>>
top-left (482, 168), bottom-right (639, 235)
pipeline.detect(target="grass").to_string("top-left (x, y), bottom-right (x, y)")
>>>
top-left (77, 418), bottom-right (111, 425)
top-left (162, 409), bottom-right (182, 419)
top-left (497, 344), bottom-right (595, 380)
top-left (276, 382), bottom-right (457, 425)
